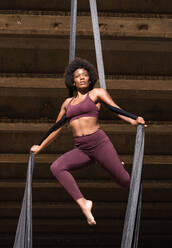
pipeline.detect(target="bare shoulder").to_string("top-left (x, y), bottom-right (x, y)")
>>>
top-left (92, 87), bottom-right (106, 96)
top-left (62, 97), bottom-right (73, 108)
top-left (56, 97), bottom-right (72, 120)
top-left (89, 88), bottom-right (106, 104)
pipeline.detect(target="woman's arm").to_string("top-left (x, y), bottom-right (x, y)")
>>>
top-left (30, 99), bottom-right (70, 155)
top-left (95, 88), bottom-right (145, 125)
top-left (38, 114), bottom-right (67, 145)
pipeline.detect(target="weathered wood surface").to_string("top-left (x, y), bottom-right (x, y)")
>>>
top-left (0, 47), bottom-right (172, 75)
top-left (0, 76), bottom-right (172, 121)
top-left (0, 96), bottom-right (171, 121)
top-left (1, 76), bottom-right (172, 93)
top-left (1, 153), bottom-right (171, 180)
top-left (0, 0), bottom-right (172, 14)
top-left (0, 233), bottom-right (171, 248)
top-left (1, 153), bottom-right (172, 164)
top-left (1, 201), bottom-right (172, 219)
top-left (0, 37), bottom-right (172, 54)
top-left (0, 14), bottom-right (172, 38)
top-left (0, 216), bottom-right (172, 234)
top-left (0, 122), bottom-right (171, 154)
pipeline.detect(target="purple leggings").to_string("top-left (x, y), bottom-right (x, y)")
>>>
top-left (50, 129), bottom-right (130, 201)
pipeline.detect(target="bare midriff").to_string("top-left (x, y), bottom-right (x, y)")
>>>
top-left (69, 116), bottom-right (100, 137)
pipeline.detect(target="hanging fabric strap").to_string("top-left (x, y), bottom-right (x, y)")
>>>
top-left (69, 0), bottom-right (77, 63)
top-left (13, 114), bottom-right (68, 248)
top-left (13, 153), bottom-right (34, 248)
top-left (38, 114), bottom-right (68, 145)
top-left (121, 125), bottom-right (145, 248)
top-left (13, 1), bottom-right (144, 247)
top-left (89, 1), bottom-right (145, 247)
top-left (104, 103), bottom-right (137, 120)
top-left (132, 184), bottom-right (142, 248)
top-left (89, 0), bottom-right (106, 89)
top-left (69, 0), bottom-right (77, 97)
top-left (13, 1), bottom-right (78, 246)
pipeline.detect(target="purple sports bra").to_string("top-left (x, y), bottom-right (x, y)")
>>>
top-left (66, 93), bottom-right (99, 123)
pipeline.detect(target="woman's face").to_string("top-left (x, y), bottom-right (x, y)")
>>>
top-left (73, 68), bottom-right (90, 90)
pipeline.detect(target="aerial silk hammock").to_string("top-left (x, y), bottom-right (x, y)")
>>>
top-left (89, 3), bottom-right (145, 247)
top-left (13, 1), bottom-right (145, 247)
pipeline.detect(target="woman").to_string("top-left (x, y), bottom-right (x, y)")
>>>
top-left (30, 57), bottom-right (145, 225)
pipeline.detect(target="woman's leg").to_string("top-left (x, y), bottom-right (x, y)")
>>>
top-left (50, 148), bottom-right (91, 200)
top-left (91, 139), bottom-right (130, 188)
top-left (50, 148), bottom-right (96, 225)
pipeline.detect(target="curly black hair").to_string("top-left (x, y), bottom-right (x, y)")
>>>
top-left (64, 57), bottom-right (98, 96)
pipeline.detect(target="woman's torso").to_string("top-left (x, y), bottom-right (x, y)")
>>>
top-left (65, 90), bottom-right (101, 137)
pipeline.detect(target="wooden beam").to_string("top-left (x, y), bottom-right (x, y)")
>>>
top-left (0, 121), bottom-right (171, 134)
top-left (1, 153), bottom-right (172, 165)
top-left (1, 180), bottom-right (172, 189)
top-left (0, 14), bottom-right (172, 38)
top-left (0, 233), bottom-right (171, 248)
top-left (0, 121), bottom-right (168, 137)
top-left (0, 201), bottom-right (172, 219)
top-left (0, 122), bottom-right (171, 154)
top-left (1, 153), bottom-right (172, 181)
top-left (0, 77), bottom-right (172, 99)
top-left (1, 76), bottom-right (172, 91)
top-left (0, 45), bottom-right (171, 75)
top-left (0, 0), bottom-right (172, 14)
top-left (0, 76), bottom-right (172, 121)
top-left (0, 37), bottom-right (172, 53)
top-left (0, 179), bottom-right (171, 204)
top-left (0, 217), bottom-right (172, 234)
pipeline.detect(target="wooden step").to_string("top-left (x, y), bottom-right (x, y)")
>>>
top-left (0, 0), bottom-right (172, 13)
top-left (0, 233), bottom-right (171, 248)
top-left (1, 201), bottom-right (172, 219)
top-left (0, 38), bottom-right (171, 76)
top-left (0, 216), bottom-right (172, 234)
top-left (1, 76), bottom-right (172, 97)
top-left (0, 122), bottom-right (171, 154)
top-left (0, 35), bottom-right (171, 53)
top-left (0, 180), bottom-right (172, 202)
top-left (0, 40), bottom-right (171, 75)
top-left (0, 153), bottom-right (172, 180)
top-left (0, 13), bottom-right (172, 38)
top-left (0, 14), bottom-right (171, 75)
top-left (0, 180), bottom-right (129, 202)
top-left (0, 76), bottom-right (172, 121)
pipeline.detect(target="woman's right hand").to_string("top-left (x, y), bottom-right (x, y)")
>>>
top-left (30, 145), bottom-right (41, 155)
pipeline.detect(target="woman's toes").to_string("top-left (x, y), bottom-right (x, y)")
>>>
top-left (87, 217), bottom-right (96, 225)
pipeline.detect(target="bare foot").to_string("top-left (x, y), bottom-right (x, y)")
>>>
top-left (82, 200), bottom-right (96, 225)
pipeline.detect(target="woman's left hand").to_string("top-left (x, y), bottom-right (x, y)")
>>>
top-left (130, 116), bottom-right (147, 126)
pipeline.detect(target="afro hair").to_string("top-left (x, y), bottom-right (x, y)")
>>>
top-left (64, 57), bottom-right (98, 94)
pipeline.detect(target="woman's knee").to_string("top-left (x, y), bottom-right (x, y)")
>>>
top-left (50, 157), bottom-right (64, 177)
top-left (121, 173), bottom-right (130, 189)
